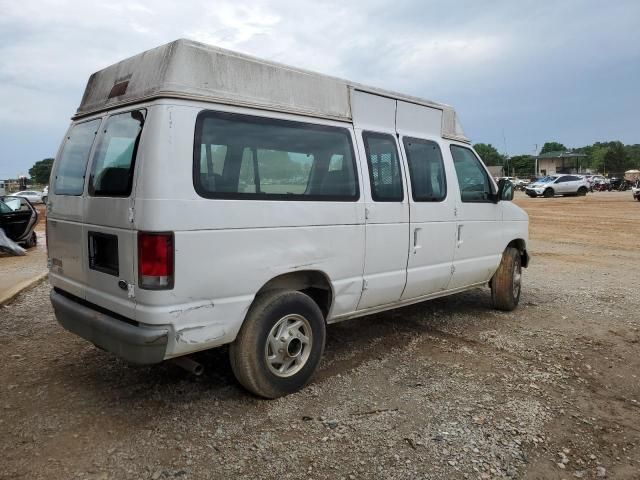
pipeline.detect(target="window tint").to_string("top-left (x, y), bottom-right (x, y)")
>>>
top-left (363, 132), bottom-right (403, 202)
top-left (450, 145), bottom-right (493, 202)
top-left (53, 119), bottom-right (101, 195)
top-left (89, 110), bottom-right (145, 197)
top-left (194, 111), bottom-right (358, 200)
top-left (403, 137), bottom-right (446, 202)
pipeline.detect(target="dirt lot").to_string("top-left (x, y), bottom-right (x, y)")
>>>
top-left (1, 191), bottom-right (639, 480)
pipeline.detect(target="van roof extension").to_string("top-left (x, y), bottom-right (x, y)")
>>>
top-left (76, 38), bottom-right (468, 143)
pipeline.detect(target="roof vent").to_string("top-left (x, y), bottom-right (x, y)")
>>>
top-left (108, 80), bottom-right (129, 99)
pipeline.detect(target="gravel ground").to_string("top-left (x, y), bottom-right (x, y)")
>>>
top-left (1, 191), bottom-right (639, 480)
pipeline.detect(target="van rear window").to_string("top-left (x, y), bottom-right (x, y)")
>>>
top-left (53, 119), bottom-right (101, 195)
top-left (193, 111), bottom-right (359, 201)
top-left (89, 110), bottom-right (145, 197)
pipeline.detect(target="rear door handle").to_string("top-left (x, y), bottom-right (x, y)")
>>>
top-left (457, 225), bottom-right (464, 246)
top-left (413, 227), bottom-right (422, 254)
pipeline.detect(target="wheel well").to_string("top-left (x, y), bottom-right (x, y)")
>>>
top-left (506, 239), bottom-right (529, 268)
top-left (255, 271), bottom-right (333, 319)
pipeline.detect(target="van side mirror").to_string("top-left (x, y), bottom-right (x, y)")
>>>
top-left (496, 178), bottom-right (514, 202)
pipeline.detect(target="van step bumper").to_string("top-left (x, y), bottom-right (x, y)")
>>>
top-left (50, 289), bottom-right (168, 364)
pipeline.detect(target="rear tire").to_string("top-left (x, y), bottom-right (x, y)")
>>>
top-left (229, 290), bottom-right (326, 399)
top-left (577, 187), bottom-right (587, 196)
top-left (491, 247), bottom-right (522, 311)
top-left (543, 188), bottom-right (554, 198)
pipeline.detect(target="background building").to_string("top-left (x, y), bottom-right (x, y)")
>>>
top-left (533, 151), bottom-right (587, 176)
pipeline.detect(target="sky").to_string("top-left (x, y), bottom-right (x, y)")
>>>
top-left (1, 0), bottom-right (639, 179)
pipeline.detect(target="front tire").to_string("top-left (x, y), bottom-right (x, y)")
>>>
top-left (229, 290), bottom-right (326, 399)
top-left (491, 247), bottom-right (522, 311)
top-left (577, 187), bottom-right (587, 196)
top-left (543, 188), bottom-right (554, 198)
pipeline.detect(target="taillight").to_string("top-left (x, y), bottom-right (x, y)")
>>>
top-left (138, 232), bottom-right (174, 289)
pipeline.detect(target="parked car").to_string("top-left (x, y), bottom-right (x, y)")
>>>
top-left (525, 175), bottom-right (589, 198)
top-left (511, 178), bottom-right (530, 190)
top-left (42, 186), bottom-right (49, 204)
top-left (584, 175), bottom-right (605, 192)
top-left (47, 39), bottom-right (530, 398)
top-left (0, 196), bottom-right (38, 249)
top-left (591, 175), bottom-right (607, 184)
top-left (609, 177), bottom-right (626, 191)
top-left (632, 181), bottom-right (640, 201)
top-left (9, 190), bottom-right (43, 204)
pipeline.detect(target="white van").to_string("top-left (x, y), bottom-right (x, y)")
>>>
top-left (48, 39), bottom-right (529, 398)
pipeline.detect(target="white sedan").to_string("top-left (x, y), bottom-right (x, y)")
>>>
top-left (9, 190), bottom-right (43, 204)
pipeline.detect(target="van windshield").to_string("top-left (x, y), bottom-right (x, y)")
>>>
top-left (89, 110), bottom-right (145, 197)
top-left (53, 119), bottom-right (101, 195)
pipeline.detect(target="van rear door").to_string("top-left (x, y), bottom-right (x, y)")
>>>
top-left (48, 109), bottom-right (145, 318)
top-left (82, 109), bottom-right (146, 317)
top-left (48, 118), bottom-right (102, 300)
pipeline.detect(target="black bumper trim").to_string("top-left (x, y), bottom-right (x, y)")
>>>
top-left (51, 289), bottom-right (168, 364)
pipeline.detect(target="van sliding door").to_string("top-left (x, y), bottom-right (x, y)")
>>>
top-left (352, 91), bottom-right (410, 310)
top-left (396, 101), bottom-right (456, 299)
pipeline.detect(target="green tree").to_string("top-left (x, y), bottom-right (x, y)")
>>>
top-left (603, 142), bottom-right (628, 175)
top-left (540, 142), bottom-right (567, 154)
top-left (509, 155), bottom-right (535, 176)
top-left (624, 144), bottom-right (640, 169)
top-left (473, 143), bottom-right (505, 166)
top-left (28, 158), bottom-right (54, 185)
top-left (590, 146), bottom-right (608, 173)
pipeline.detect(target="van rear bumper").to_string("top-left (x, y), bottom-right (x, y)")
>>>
top-left (50, 289), bottom-right (168, 364)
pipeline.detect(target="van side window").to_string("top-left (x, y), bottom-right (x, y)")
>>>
top-left (89, 109), bottom-right (146, 197)
top-left (193, 111), bottom-right (359, 201)
top-left (53, 119), bottom-right (101, 195)
top-left (450, 145), bottom-right (493, 203)
top-left (362, 132), bottom-right (403, 202)
top-left (402, 137), bottom-right (446, 202)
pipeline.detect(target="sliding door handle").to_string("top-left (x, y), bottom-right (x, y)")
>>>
top-left (413, 227), bottom-right (422, 254)
top-left (457, 225), bottom-right (464, 246)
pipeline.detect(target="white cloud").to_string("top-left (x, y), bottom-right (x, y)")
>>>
top-left (0, 0), bottom-right (638, 176)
